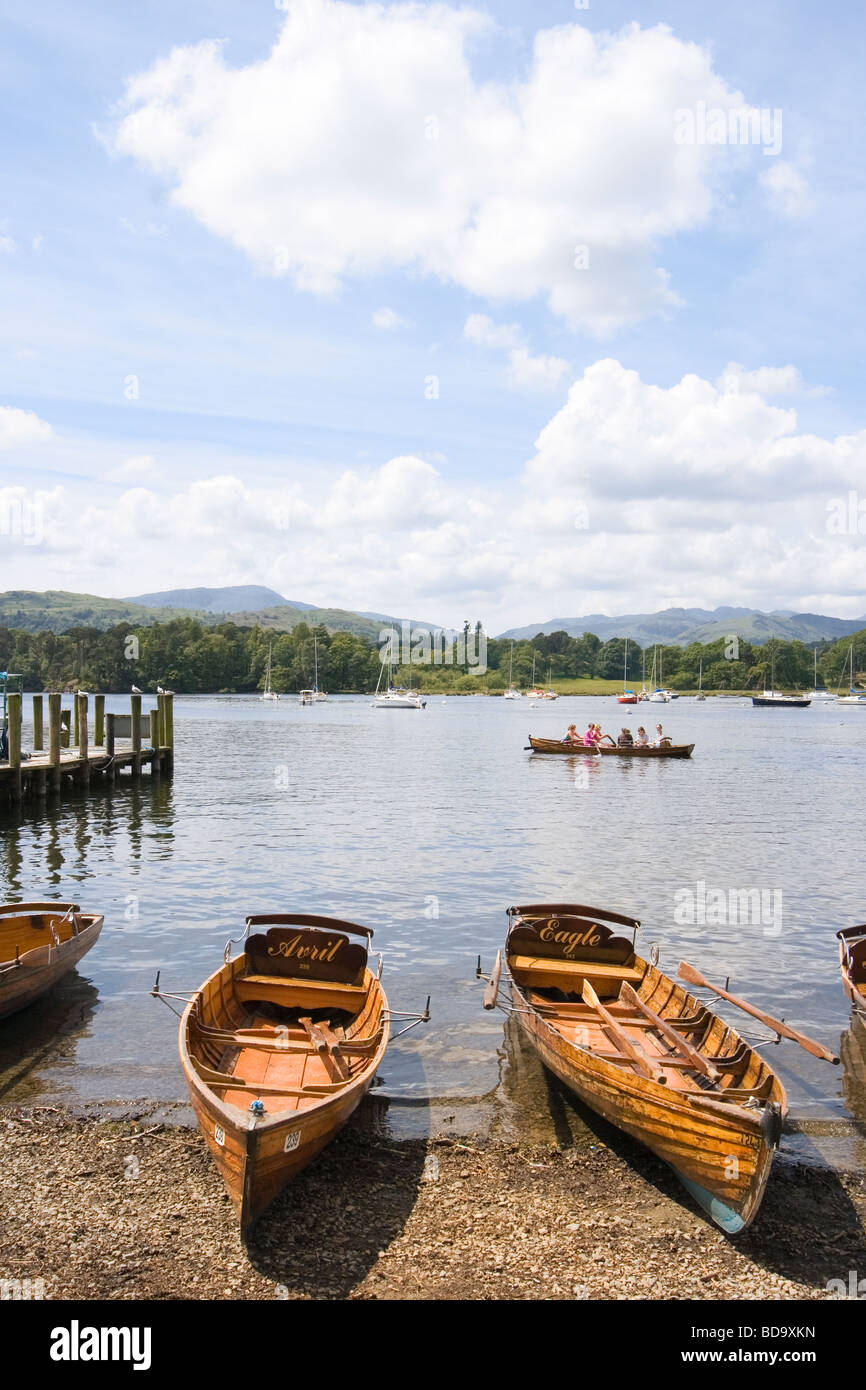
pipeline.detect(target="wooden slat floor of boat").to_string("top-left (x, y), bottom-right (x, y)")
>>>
top-left (219, 1012), bottom-right (359, 1114)
top-left (553, 1013), bottom-right (705, 1093)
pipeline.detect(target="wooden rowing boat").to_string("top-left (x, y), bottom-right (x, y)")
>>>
top-left (179, 913), bottom-right (390, 1232)
top-left (495, 902), bottom-right (787, 1233)
top-left (527, 735), bottom-right (694, 758)
top-left (0, 902), bottom-right (104, 1022)
top-left (837, 924), bottom-right (866, 1016)
top-left (597, 742), bottom-right (694, 759)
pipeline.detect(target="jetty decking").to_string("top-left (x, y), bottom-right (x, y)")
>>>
top-left (0, 691), bottom-right (174, 806)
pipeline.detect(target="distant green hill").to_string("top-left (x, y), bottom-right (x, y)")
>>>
top-left (499, 606), bottom-right (866, 648)
top-left (0, 590), bottom-right (209, 633)
top-left (0, 589), bottom-right (441, 642)
top-left (125, 584), bottom-right (312, 614)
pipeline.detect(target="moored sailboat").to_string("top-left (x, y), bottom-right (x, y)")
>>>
top-left (618, 637), bottom-right (637, 703)
top-left (836, 644), bottom-right (866, 704)
top-left (504, 642), bottom-right (521, 699)
top-left (260, 642), bottom-right (279, 701)
top-left (752, 644), bottom-right (810, 706)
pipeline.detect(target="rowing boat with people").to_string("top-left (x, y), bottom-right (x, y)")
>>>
top-left (527, 735), bottom-right (694, 758)
top-left (479, 902), bottom-right (838, 1233)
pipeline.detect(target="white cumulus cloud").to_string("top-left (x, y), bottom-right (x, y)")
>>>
top-left (107, 1), bottom-right (757, 330)
top-left (0, 405), bottom-right (54, 449)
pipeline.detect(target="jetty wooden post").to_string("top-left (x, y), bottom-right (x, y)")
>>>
top-left (105, 712), bottom-right (116, 784)
top-left (130, 693), bottom-right (142, 779)
top-left (60, 709), bottom-right (71, 748)
top-left (32, 695), bottom-right (44, 751)
top-left (77, 693), bottom-right (90, 789)
top-left (163, 692), bottom-right (174, 772)
top-left (94, 695), bottom-right (105, 747)
top-left (49, 693), bottom-right (62, 794)
top-left (149, 708), bottom-right (161, 777)
top-left (32, 698), bottom-right (47, 796)
top-left (7, 692), bottom-right (22, 803)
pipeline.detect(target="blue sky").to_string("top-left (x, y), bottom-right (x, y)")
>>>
top-left (1, 0), bottom-right (864, 629)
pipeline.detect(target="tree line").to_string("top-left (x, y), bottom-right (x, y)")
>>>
top-left (0, 617), bottom-right (862, 694)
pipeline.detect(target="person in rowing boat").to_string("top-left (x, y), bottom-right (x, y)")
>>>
top-left (581, 724), bottom-right (596, 746)
top-left (654, 723), bottom-right (671, 748)
top-left (634, 726), bottom-right (648, 746)
top-left (562, 723), bottom-right (581, 744)
top-left (617, 727), bottom-right (634, 747)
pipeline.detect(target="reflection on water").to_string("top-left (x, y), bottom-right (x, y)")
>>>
top-left (0, 693), bottom-right (863, 1173)
top-left (842, 1012), bottom-right (866, 1122)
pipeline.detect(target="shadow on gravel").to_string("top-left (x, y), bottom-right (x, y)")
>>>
top-left (244, 1104), bottom-right (427, 1299)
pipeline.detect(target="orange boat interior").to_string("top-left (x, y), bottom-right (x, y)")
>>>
top-left (188, 916), bottom-right (385, 1115)
top-left (507, 904), bottom-right (778, 1104)
top-left (0, 902), bottom-right (96, 965)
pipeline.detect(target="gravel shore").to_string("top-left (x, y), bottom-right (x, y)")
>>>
top-left (1, 1104), bottom-right (863, 1301)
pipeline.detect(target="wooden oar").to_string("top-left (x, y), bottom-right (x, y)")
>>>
top-left (483, 951), bottom-right (502, 1010)
top-left (678, 961), bottom-right (840, 1064)
top-left (619, 982), bottom-right (719, 1082)
top-left (582, 980), bottom-right (667, 1084)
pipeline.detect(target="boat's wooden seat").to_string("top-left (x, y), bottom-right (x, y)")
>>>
top-left (510, 954), bottom-right (643, 997)
top-left (235, 973), bottom-right (368, 1012)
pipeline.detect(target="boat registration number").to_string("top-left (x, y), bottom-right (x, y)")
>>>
top-left (214, 1125), bottom-right (225, 1147)
top-left (284, 1131), bottom-right (300, 1153)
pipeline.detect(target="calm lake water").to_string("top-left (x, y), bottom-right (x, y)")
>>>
top-left (1, 693), bottom-right (864, 1170)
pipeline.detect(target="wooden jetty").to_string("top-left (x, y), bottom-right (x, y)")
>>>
top-left (0, 691), bottom-right (175, 806)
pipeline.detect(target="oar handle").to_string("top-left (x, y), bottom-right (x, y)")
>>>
top-left (483, 951), bottom-right (502, 1011)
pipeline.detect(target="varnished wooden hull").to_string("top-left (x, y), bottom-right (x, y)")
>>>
top-left (506, 926), bottom-right (786, 1233)
top-left (0, 904), bottom-right (103, 1022)
top-left (597, 742), bottom-right (694, 759)
top-left (180, 954), bottom-right (389, 1231)
top-left (528, 736), bottom-right (695, 759)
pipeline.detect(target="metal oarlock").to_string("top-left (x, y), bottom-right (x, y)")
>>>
top-left (383, 996), bottom-right (431, 1040)
top-left (150, 970), bottom-right (199, 1018)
